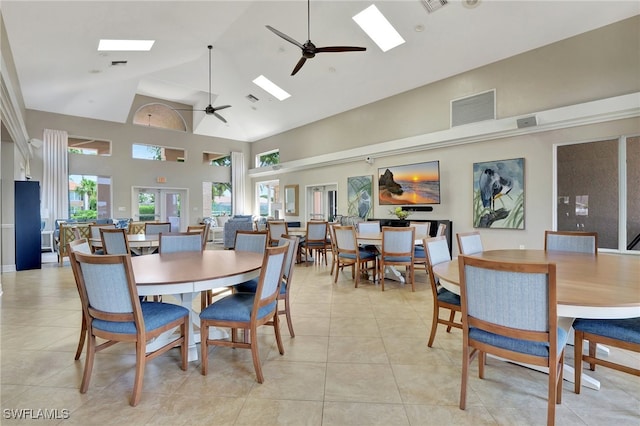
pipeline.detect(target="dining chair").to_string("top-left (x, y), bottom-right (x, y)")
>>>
top-left (328, 223), bottom-right (339, 275)
top-left (234, 235), bottom-right (301, 337)
top-left (159, 232), bottom-right (203, 254)
top-left (187, 224), bottom-right (208, 250)
top-left (100, 228), bottom-right (131, 255)
top-left (88, 223), bottom-right (115, 254)
top-left (544, 230), bottom-right (598, 254)
top-left (424, 236), bottom-right (462, 347)
top-left (299, 221), bottom-right (329, 266)
top-left (457, 231), bottom-right (484, 255)
top-left (67, 238), bottom-right (93, 360)
top-left (234, 230), bottom-right (268, 254)
top-left (144, 222), bottom-right (172, 235)
top-left (333, 225), bottom-right (377, 288)
top-left (69, 250), bottom-right (189, 406)
top-left (458, 255), bottom-right (567, 426)
top-left (436, 223), bottom-right (447, 237)
top-left (201, 231), bottom-right (268, 310)
top-left (200, 243), bottom-right (289, 382)
top-left (572, 317), bottom-right (640, 394)
top-left (357, 221), bottom-right (381, 234)
top-left (378, 226), bottom-right (416, 292)
top-left (410, 221), bottom-right (432, 274)
top-left (267, 221), bottom-right (288, 246)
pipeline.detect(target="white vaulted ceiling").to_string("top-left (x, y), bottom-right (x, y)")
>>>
top-left (2, 1), bottom-right (638, 142)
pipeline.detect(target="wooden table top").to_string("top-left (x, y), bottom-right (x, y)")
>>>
top-left (432, 249), bottom-right (640, 319)
top-left (132, 250), bottom-right (263, 288)
top-left (91, 233), bottom-right (160, 247)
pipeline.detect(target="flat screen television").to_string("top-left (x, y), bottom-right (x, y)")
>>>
top-left (378, 160), bottom-right (440, 205)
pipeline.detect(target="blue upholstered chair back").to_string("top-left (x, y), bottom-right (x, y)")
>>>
top-left (458, 232), bottom-right (483, 255)
top-left (463, 263), bottom-right (550, 332)
top-left (235, 231), bottom-right (268, 254)
top-left (425, 237), bottom-right (451, 268)
top-left (335, 226), bottom-right (358, 252)
top-left (409, 222), bottom-right (431, 239)
top-left (90, 223), bottom-right (115, 239)
top-left (257, 243), bottom-right (288, 302)
top-left (159, 232), bottom-right (202, 254)
top-left (68, 238), bottom-right (92, 255)
top-left (100, 228), bottom-right (130, 255)
top-left (268, 222), bottom-right (288, 240)
top-left (145, 222), bottom-right (171, 235)
top-left (77, 255), bottom-right (135, 314)
top-left (358, 221), bottom-right (380, 234)
top-left (545, 231), bottom-right (597, 254)
top-left (382, 227), bottom-right (414, 255)
top-left (306, 222), bottom-right (328, 241)
top-left (278, 236), bottom-right (299, 281)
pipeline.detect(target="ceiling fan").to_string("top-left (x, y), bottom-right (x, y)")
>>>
top-left (266, 0), bottom-right (367, 76)
top-left (174, 45), bottom-right (231, 123)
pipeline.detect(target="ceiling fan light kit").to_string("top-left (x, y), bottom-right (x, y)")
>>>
top-left (267, 0), bottom-right (366, 75)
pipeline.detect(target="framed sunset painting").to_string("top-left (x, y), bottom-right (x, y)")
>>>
top-left (378, 161), bottom-right (441, 205)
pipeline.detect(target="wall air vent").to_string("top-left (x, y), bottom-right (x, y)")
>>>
top-left (110, 60), bottom-right (128, 66)
top-left (451, 89), bottom-right (496, 127)
top-left (421, 0), bottom-right (448, 13)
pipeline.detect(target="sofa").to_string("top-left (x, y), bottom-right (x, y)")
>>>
top-left (223, 215), bottom-right (255, 249)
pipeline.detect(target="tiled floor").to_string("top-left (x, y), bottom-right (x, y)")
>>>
top-left (1, 249), bottom-right (638, 425)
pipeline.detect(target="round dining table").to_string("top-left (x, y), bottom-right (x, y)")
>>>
top-left (131, 250), bottom-right (263, 361)
top-left (431, 249), bottom-right (640, 390)
top-left (90, 233), bottom-right (160, 255)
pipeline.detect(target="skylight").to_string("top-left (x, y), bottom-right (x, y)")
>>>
top-left (98, 39), bottom-right (155, 51)
top-left (252, 75), bottom-right (290, 101)
top-left (353, 5), bottom-right (405, 52)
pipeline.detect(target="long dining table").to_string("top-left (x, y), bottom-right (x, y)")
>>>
top-left (431, 249), bottom-right (640, 390)
top-left (131, 250), bottom-right (263, 361)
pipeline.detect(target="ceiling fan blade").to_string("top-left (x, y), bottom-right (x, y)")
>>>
top-left (173, 108), bottom-right (205, 112)
top-left (214, 105), bottom-right (231, 111)
top-left (266, 25), bottom-right (304, 49)
top-left (291, 57), bottom-right (307, 76)
top-left (213, 112), bottom-right (228, 123)
top-left (315, 46), bottom-right (367, 53)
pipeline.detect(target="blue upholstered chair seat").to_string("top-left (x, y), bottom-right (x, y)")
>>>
top-left (469, 327), bottom-right (569, 357)
top-left (382, 255), bottom-right (412, 262)
top-left (414, 246), bottom-right (425, 256)
top-left (234, 278), bottom-right (286, 295)
top-left (573, 317), bottom-right (640, 344)
top-left (302, 241), bottom-right (325, 248)
top-left (93, 249), bottom-right (105, 255)
top-left (92, 302), bottom-right (189, 334)
top-left (436, 288), bottom-right (460, 305)
top-left (200, 293), bottom-right (277, 322)
top-left (339, 250), bottom-right (377, 261)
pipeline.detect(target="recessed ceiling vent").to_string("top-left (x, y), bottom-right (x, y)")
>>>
top-left (246, 94), bottom-right (259, 103)
top-left (110, 60), bottom-right (127, 66)
top-left (451, 89), bottom-right (496, 127)
top-left (421, 0), bottom-right (448, 14)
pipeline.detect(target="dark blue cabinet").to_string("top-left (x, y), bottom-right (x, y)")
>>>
top-left (15, 180), bottom-right (42, 270)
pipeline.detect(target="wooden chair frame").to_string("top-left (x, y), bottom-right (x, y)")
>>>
top-left (69, 251), bottom-right (188, 406)
top-left (458, 255), bottom-right (563, 426)
top-left (378, 226), bottom-right (415, 291)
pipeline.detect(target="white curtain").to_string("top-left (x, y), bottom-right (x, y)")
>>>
top-left (42, 129), bottom-right (68, 229)
top-left (231, 151), bottom-right (245, 215)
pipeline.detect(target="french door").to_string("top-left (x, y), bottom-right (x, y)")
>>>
top-left (132, 187), bottom-right (188, 232)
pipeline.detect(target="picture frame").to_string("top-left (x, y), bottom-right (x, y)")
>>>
top-left (347, 175), bottom-right (373, 219)
top-left (378, 161), bottom-right (441, 205)
top-left (473, 158), bottom-right (525, 229)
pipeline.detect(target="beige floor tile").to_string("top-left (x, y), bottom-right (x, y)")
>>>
top-left (1, 256), bottom-right (638, 425)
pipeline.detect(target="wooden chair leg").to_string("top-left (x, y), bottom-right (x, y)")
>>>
top-left (574, 330), bottom-right (584, 394)
top-left (74, 314), bottom-right (87, 360)
top-left (427, 307), bottom-right (439, 347)
top-left (201, 322), bottom-right (209, 375)
top-left (130, 340), bottom-right (146, 406)
top-left (80, 334), bottom-right (96, 394)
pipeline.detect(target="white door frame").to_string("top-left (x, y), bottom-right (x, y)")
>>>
top-left (131, 186), bottom-right (189, 232)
